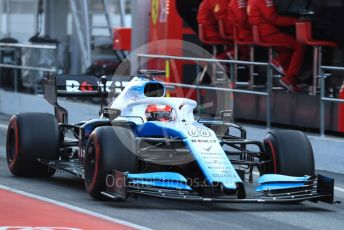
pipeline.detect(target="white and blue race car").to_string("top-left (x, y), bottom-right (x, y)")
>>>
top-left (6, 70), bottom-right (337, 204)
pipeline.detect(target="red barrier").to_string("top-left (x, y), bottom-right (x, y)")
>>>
top-left (339, 83), bottom-right (344, 132)
top-left (113, 28), bottom-right (132, 51)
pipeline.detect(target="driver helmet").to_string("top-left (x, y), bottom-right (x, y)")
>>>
top-left (145, 104), bottom-right (173, 122)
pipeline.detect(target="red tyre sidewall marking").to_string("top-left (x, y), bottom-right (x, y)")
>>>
top-left (87, 133), bottom-right (100, 192)
top-left (265, 139), bottom-right (278, 174)
top-left (8, 116), bottom-right (19, 170)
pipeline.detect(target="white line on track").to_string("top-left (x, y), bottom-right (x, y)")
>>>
top-left (335, 186), bottom-right (344, 193)
top-left (0, 184), bottom-right (151, 230)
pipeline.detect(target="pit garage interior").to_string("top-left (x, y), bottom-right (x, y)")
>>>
top-left (0, 0), bottom-right (343, 135)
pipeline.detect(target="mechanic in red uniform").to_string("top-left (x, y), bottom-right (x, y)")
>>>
top-left (197, 0), bottom-right (233, 59)
top-left (227, 0), bottom-right (252, 59)
top-left (247, 0), bottom-right (305, 92)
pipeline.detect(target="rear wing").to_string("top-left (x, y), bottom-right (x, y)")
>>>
top-left (42, 74), bottom-right (131, 123)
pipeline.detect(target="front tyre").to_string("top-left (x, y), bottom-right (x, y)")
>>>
top-left (6, 113), bottom-right (60, 177)
top-left (262, 130), bottom-right (315, 177)
top-left (84, 126), bottom-right (138, 200)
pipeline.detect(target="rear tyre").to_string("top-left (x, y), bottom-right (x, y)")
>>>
top-left (84, 126), bottom-right (138, 200)
top-left (262, 130), bottom-right (315, 176)
top-left (6, 113), bottom-right (60, 177)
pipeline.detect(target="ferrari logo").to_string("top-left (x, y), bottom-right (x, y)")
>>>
top-left (151, 0), bottom-right (159, 25)
top-left (213, 3), bottom-right (220, 13)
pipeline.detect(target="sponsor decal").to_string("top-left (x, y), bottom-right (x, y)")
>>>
top-left (201, 155), bottom-right (227, 160)
top-left (80, 81), bottom-right (94, 92)
top-left (203, 145), bottom-right (212, 152)
top-left (65, 80), bottom-right (112, 92)
top-left (187, 128), bottom-right (211, 137)
top-left (65, 80), bottom-right (129, 93)
top-left (188, 130), bottom-right (199, 137)
top-left (191, 140), bottom-right (217, 143)
top-left (159, 0), bottom-right (169, 23)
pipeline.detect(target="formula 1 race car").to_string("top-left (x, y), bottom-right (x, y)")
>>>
top-left (6, 70), bottom-right (337, 204)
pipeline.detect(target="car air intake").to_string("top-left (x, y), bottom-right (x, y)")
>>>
top-left (144, 82), bottom-right (165, 97)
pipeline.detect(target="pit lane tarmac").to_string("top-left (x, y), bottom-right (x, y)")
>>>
top-left (0, 114), bottom-right (343, 230)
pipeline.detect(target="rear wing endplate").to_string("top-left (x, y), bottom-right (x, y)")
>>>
top-left (42, 74), bottom-right (131, 123)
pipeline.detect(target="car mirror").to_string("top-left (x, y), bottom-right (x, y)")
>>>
top-left (103, 108), bottom-right (121, 120)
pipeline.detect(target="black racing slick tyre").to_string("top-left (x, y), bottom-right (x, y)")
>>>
top-left (84, 126), bottom-right (138, 200)
top-left (262, 130), bottom-right (315, 177)
top-left (6, 113), bottom-right (60, 177)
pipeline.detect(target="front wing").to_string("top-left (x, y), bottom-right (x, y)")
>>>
top-left (101, 171), bottom-right (338, 204)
